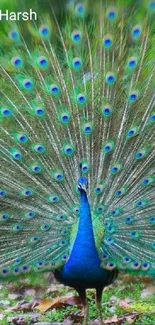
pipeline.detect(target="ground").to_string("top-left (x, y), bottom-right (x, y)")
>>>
top-left (0, 273), bottom-right (155, 325)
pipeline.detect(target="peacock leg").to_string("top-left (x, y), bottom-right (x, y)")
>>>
top-left (76, 288), bottom-right (88, 325)
top-left (96, 287), bottom-right (103, 325)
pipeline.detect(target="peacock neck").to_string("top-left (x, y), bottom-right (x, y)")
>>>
top-left (65, 190), bottom-right (100, 266)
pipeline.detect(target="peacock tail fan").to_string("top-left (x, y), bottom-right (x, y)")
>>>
top-left (0, 0), bottom-right (155, 279)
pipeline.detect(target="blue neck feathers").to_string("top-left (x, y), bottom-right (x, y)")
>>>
top-left (59, 190), bottom-right (103, 285)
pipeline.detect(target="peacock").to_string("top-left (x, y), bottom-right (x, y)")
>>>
top-left (0, 0), bottom-right (155, 324)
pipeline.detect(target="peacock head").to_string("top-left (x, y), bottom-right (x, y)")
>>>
top-left (78, 177), bottom-right (88, 192)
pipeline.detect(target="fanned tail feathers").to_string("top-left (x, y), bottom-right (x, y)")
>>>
top-left (0, 0), bottom-right (155, 278)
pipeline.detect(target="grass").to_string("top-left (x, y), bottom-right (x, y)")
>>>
top-left (0, 273), bottom-right (155, 324)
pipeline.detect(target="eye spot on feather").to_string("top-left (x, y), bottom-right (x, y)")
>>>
top-left (75, 3), bottom-right (85, 16)
top-left (72, 57), bottom-right (82, 70)
top-left (13, 267), bottom-right (20, 274)
top-left (1, 108), bottom-right (12, 117)
top-left (9, 29), bottom-right (19, 40)
top-left (37, 56), bottom-right (48, 68)
top-left (102, 253), bottom-right (108, 260)
top-left (25, 211), bottom-right (35, 218)
top-left (80, 161), bottom-right (90, 174)
top-left (39, 25), bottom-right (50, 37)
top-left (10, 149), bottom-right (22, 160)
top-left (30, 236), bottom-right (40, 244)
top-left (52, 170), bottom-right (64, 181)
top-left (34, 107), bottom-right (45, 116)
top-left (123, 256), bottom-right (131, 263)
top-left (106, 262), bottom-right (116, 270)
top-left (132, 25), bottom-right (141, 39)
top-left (149, 1), bottom-right (155, 9)
top-left (103, 141), bottom-right (114, 154)
top-left (152, 243), bottom-right (155, 249)
top-left (30, 164), bottom-right (42, 173)
top-left (94, 184), bottom-right (104, 194)
top-left (12, 224), bottom-right (22, 231)
top-left (23, 79), bottom-right (33, 90)
top-left (136, 148), bottom-right (148, 159)
top-left (60, 112), bottom-right (70, 124)
top-left (141, 262), bottom-right (150, 271)
top-left (72, 206), bottom-right (80, 215)
top-left (106, 72), bottom-right (115, 84)
top-left (128, 56), bottom-right (137, 69)
top-left (82, 123), bottom-right (93, 135)
top-left (0, 190), bottom-right (7, 197)
top-left (22, 265), bottom-right (30, 273)
top-left (48, 195), bottom-right (60, 203)
top-left (136, 200), bottom-right (149, 208)
top-left (111, 163), bottom-right (122, 174)
top-left (131, 261), bottom-right (141, 270)
top-left (149, 217), bottom-right (155, 224)
top-left (33, 144), bottom-right (45, 153)
top-left (49, 84), bottom-right (60, 96)
top-left (77, 93), bottom-right (86, 105)
top-left (125, 216), bottom-right (134, 224)
top-left (21, 189), bottom-right (33, 196)
top-left (101, 105), bottom-right (112, 118)
top-left (127, 126), bottom-right (139, 139)
top-left (0, 214), bottom-right (9, 221)
top-left (105, 237), bottom-right (114, 245)
top-left (63, 144), bottom-right (75, 156)
top-left (128, 91), bottom-right (138, 102)
top-left (1, 268), bottom-right (9, 276)
top-left (17, 134), bottom-right (28, 143)
top-left (11, 56), bottom-right (23, 67)
top-left (103, 35), bottom-right (113, 48)
top-left (107, 7), bottom-right (117, 20)
top-left (71, 30), bottom-right (82, 42)
top-left (150, 113), bottom-right (155, 122)
top-left (130, 231), bottom-right (139, 238)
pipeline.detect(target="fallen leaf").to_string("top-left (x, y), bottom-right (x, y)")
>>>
top-left (118, 298), bottom-right (132, 309)
top-left (37, 295), bottom-right (81, 313)
top-left (141, 285), bottom-right (155, 298)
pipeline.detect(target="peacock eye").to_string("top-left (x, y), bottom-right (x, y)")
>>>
top-left (39, 25), bottom-right (50, 37)
top-left (33, 144), bottom-right (45, 153)
top-left (23, 79), bottom-right (33, 90)
top-left (103, 35), bottom-right (113, 48)
top-left (128, 56), bottom-right (137, 69)
top-left (72, 57), bottom-right (82, 70)
top-left (37, 56), bottom-right (48, 68)
top-left (94, 184), bottom-right (104, 194)
top-left (149, 1), bottom-right (155, 9)
top-left (11, 56), bottom-right (23, 67)
top-left (17, 134), bottom-right (28, 143)
top-left (75, 3), bottom-right (85, 16)
top-left (9, 29), bottom-right (19, 40)
top-left (49, 84), bottom-right (60, 95)
top-left (77, 93), bottom-right (86, 105)
top-left (35, 107), bottom-right (44, 116)
top-left (0, 190), bottom-right (6, 197)
top-left (102, 105), bottom-right (112, 117)
top-left (107, 7), bottom-right (117, 19)
top-left (30, 164), bottom-right (42, 173)
top-left (48, 195), bottom-right (60, 203)
top-left (150, 113), bottom-right (155, 122)
top-left (106, 72), bottom-right (115, 84)
top-left (0, 214), bottom-right (9, 221)
top-left (82, 123), bottom-right (93, 135)
top-left (1, 108), bottom-right (12, 117)
top-left (63, 144), bottom-right (74, 156)
top-left (71, 30), bottom-right (82, 42)
top-left (10, 149), bottom-right (22, 160)
top-left (103, 141), bottom-right (114, 153)
top-left (132, 25), bottom-right (141, 38)
top-left (60, 112), bottom-right (70, 124)
top-left (128, 91), bottom-right (138, 102)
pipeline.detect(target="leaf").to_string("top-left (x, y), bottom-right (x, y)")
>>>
top-left (37, 295), bottom-right (81, 313)
top-left (117, 298), bottom-right (133, 309)
top-left (103, 312), bottom-right (141, 325)
top-left (141, 285), bottom-right (155, 298)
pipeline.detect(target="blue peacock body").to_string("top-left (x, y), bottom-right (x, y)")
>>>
top-left (0, 0), bottom-right (155, 323)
